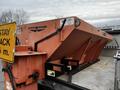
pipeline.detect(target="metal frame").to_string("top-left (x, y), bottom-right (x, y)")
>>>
top-left (105, 30), bottom-right (120, 34)
top-left (45, 57), bottom-right (100, 87)
top-left (38, 77), bottom-right (90, 90)
top-left (114, 50), bottom-right (120, 90)
top-left (45, 58), bottom-right (79, 78)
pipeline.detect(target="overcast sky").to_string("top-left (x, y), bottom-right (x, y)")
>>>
top-left (0, 0), bottom-right (120, 26)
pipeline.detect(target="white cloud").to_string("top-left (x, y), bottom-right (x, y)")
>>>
top-left (0, 0), bottom-right (120, 24)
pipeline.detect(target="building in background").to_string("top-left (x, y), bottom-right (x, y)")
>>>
top-left (99, 25), bottom-right (120, 57)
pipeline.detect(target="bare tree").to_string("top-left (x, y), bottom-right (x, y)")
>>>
top-left (0, 10), bottom-right (13, 23)
top-left (0, 9), bottom-right (29, 25)
top-left (14, 9), bottom-right (29, 25)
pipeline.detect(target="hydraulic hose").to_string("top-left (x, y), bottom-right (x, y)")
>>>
top-left (34, 18), bottom-right (66, 51)
top-left (2, 63), bottom-right (16, 90)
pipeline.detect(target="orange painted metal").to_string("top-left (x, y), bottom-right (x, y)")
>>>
top-left (3, 46), bottom-right (47, 90)
top-left (3, 16), bottom-right (112, 90)
top-left (15, 45), bottom-right (32, 52)
top-left (17, 16), bottom-right (112, 63)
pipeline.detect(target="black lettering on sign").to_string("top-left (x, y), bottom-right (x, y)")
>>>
top-left (0, 28), bottom-right (10, 36)
top-left (3, 50), bottom-right (9, 56)
top-left (0, 38), bottom-right (10, 46)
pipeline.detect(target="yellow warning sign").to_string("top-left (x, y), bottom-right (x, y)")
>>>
top-left (0, 22), bottom-right (16, 63)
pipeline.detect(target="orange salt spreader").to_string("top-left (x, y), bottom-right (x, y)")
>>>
top-left (1, 16), bottom-right (112, 90)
